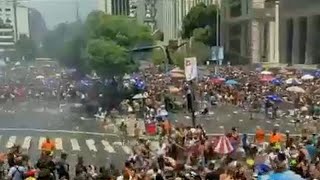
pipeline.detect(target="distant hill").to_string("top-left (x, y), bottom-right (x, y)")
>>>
top-left (29, 8), bottom-right (48, 46)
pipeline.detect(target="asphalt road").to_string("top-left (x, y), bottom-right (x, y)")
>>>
top-left (171, 105), bottom-right (300, 135)
top-left (0, 101), bottom-right (134, 171)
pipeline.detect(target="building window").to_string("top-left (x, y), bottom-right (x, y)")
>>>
top-left (0, 8), bottom-right (2, 12)
top-left (229, 0), bottom-right (241, 17)
top-left (5, 18), bottom-right (11, 23)
top-left (5, 8), bottom-right (10, 12)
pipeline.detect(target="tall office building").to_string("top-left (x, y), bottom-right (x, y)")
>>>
top-left (0, 1), bottom-right (30, 54)
top-left (105, 0), bottom-right (130, 16)
top-left (160, 0), bottom-right (218, 43)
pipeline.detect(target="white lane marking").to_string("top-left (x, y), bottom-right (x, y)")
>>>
top-left (55, 138), bottom-right (63, 150)
top-left (86, 139), bottom-right (97, 152)
top-left (122, 145), bottom-right (132, 154)
top-left (113, 142), bottom-right (132, 154)
top-left (70, 139), bottom-right (80, 151)
top-left (22, 136), bottom-right (32, 150)
top-left (6, 136), bottom-right (16, 148)
top-left (0, 128), bottom-right (119, 137)
top-left (101, 140), bottom-right (115, 153)
top-left (38, 137), bottom-right (46, 150)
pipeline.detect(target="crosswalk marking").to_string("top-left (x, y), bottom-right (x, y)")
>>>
top-left (38, 137), bottom-right (46, 150)
top-left (0, 135), bottom-right (140, 155)
top-left (70, 139), bottom-right (80, 151)
top-left (6, 136), bottom-right (16, 148)
top-left (22, 136), bottom-right (32, 150)
top-left (55, 138), bottom-right (63, 150)
top-left (113, 141), bottom-right (132, 154)
top-left (86, 139), bottom-right (97, 152)
top-left (122, 145), bottom-right (132, 154)
top-left (101, 140), bottom-right (115, 153)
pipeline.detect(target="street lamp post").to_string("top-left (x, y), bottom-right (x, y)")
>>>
top-left (274, 0), bottom-right (280, 63)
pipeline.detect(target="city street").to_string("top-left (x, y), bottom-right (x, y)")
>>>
top-left (0, 130), bottom-right (127, 166)
top-left (171, 105), bottom-right (300, 135)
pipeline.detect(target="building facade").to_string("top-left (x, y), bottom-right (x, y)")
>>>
top-left (280, 0), bottom-right (320, 65)
top-left (0, 1), bottom-right (30, 55)
top-left (222, 0), bottom-right (280, 64)
top-left (223, 0), bottom-right (320, 65)
top-left (105, 0), bottom-right (130, 16)
top-left (160, 0), bottom-right (218, 43)
top-left (0, 0), bottom-right (16, 52)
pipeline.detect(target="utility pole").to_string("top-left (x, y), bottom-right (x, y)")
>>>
top-left (75, 0), bottom-right (80, 21)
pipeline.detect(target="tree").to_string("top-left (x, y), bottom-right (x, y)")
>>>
top-left (182, 3), bottom-right (218, 46)
top-left (151, 48), bottom-right (165, 65)
top-left (189, 41), bottom-right (211, 65)
top-left (15, 35), bottom-right (37, 61)
top-left (87, 39), bottom-right (136, 78)
top-left (85, 12), bottom-right (153, 48)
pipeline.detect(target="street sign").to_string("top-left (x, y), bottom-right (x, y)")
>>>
top-left (211, 46), bottom-right (224, 64)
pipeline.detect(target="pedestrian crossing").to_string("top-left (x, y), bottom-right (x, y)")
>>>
top-left (0, 135), bottom-right (133, 155)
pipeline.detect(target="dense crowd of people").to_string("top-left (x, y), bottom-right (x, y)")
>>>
top-left (3, 63), bottom-right (320, 179)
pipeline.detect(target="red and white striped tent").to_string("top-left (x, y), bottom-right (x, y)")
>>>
top-left (214, 136), bottom-right (234, 154)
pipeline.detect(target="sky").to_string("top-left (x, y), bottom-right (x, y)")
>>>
top-left (21, 0), bottom-right (100, 29)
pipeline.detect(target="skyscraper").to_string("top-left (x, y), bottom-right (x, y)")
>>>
top-left (105, 0), bottom-right (129, 16)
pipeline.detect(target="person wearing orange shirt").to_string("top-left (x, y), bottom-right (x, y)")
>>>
top-left (269, 129), bottom-right (283, 149)
top-left (41, 137), bottom-right (56, 156)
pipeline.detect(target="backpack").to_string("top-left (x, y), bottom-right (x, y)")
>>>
top-left (12, 166), bottom-right (24, 179)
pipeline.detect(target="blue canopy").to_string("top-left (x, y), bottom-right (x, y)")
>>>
top-left (271, 78), bottom-right (282, 85)
top-left (266, 95), bottom-right (283, 103)
top-left (225, 79), bottom-right (238, 85)
top-left (314, 70), bottom-right (320, 78)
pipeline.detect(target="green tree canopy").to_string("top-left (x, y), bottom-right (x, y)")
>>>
top-left (182, 3), bottom-right (218, 46)
top-left (15, 34), bottom-right (37, 61)
top-left (85, 11), bottom-right (153, 48)
top-left (87, 39), bottom-right (137, 78)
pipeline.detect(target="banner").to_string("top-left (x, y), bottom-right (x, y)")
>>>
top-left (184, 57), bottom-right (198, 81)
top-left (211, 46), bottom-right (224, 63)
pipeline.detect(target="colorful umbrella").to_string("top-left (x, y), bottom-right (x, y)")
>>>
top-left (214, 136), bottom-right (234, 154)
top-left (260, 71), bottom-right (272, 75)
top-left (286, 86), bottom-right (305, 93)
top-left (225, 80), bottom-right (238, 85)
top-left (285, 78), bottom-right (302, 85)
top-left (266, 95), bottom-right (283, 103)
top-left (301, 74), bottom-right (314, 80)
top-left (271, 78), bottom-right (282, 85)
top-left (260, 76), bottom-right (274, 82)
top-left (210, 77), bottom-right (225, 84)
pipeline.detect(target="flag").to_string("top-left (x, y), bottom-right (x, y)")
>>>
top-left (184, 57), bottom-right (197, 81)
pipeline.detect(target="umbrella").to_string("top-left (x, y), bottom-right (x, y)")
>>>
top-left (123, 74), bottom-right (131, 80)
top-left (14, 61), bottom-right (21, 66)
top-left (301, 74), bottom-right (314, 80)
top-left (260, 76), bottom-right (274, 82)
top-left (170, 67), bottom-right (184, 74)
top-left (168, 86), bottom-right (180, 93)
top-left (214, 136), bottom-right (234, 154)
top-left (314, 70), bottom-right (320, 78)
top-left (210, 77), bottom-right (225, 84)
top-left (266, 95), bottom-right (283, 103)
top-left (270, 78), bottom-right (282, 85)
top-left (260, 71), bottom-right (272, 75)
top-left (286, 86), bottom-right (305, 93)
top-left (132, 93), bottom-right (147, 99)
top-left (225, 79), bottom-right (238, 85)
top-left (170, 72), bottom-right (185, 78)
top-left (35, 75), bottom-right (45, 79)
top-left (285, 78), bottom-right (302, 85)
